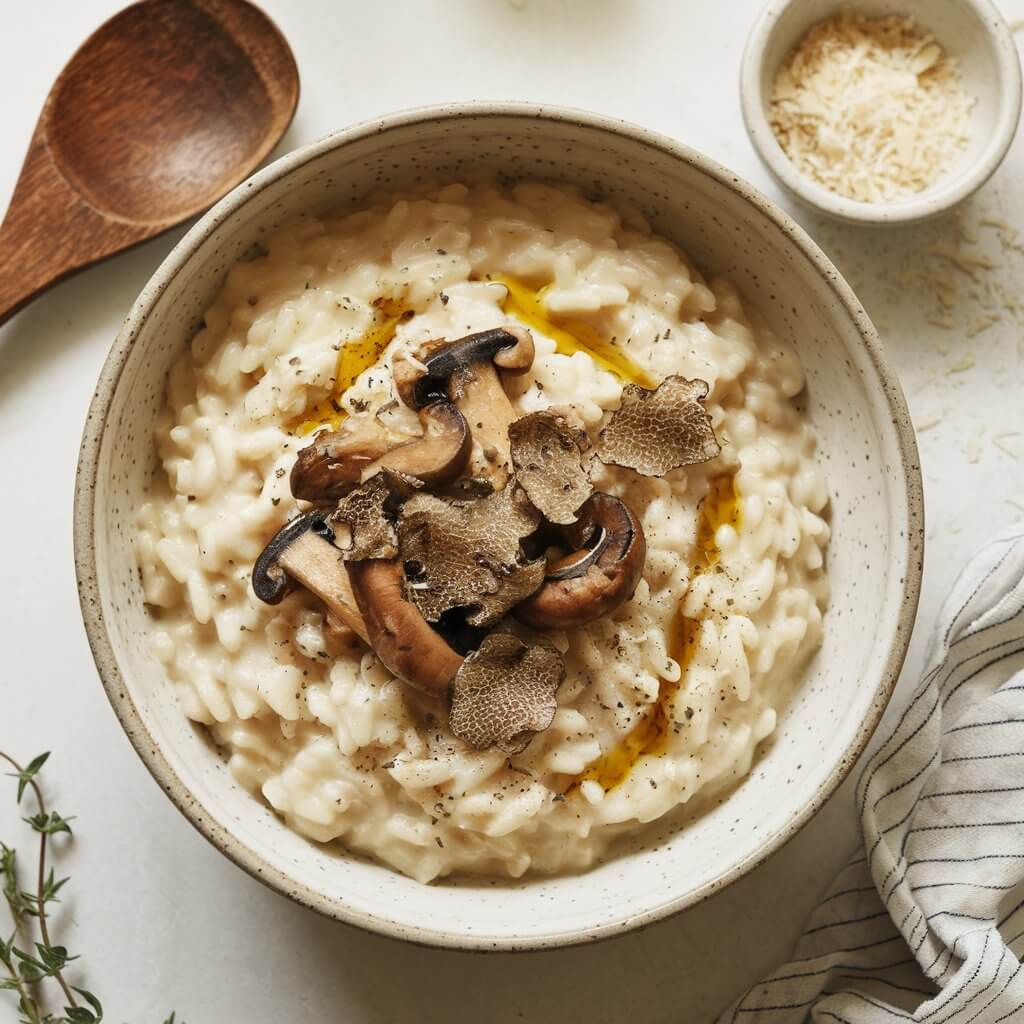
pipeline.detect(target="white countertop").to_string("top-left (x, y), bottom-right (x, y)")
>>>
top-left (1, 1), bottom-right (1022, 1020)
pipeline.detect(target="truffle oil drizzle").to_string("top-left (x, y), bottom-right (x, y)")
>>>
top-left (294, 297), bottom-right (411, 435)
top-left (493, 275), bottom-right (656, 388)
top-left (695, 475), bottom-right (741, 571)
top-left (569, 474), bottom-right (742, 794)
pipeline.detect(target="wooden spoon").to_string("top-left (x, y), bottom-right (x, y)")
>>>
top-left (0, 0), bottom-right (299, 326)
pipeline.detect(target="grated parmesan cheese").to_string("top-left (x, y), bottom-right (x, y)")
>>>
top-left (994, 433), bottom-right (1020, 459)
top-left (770, 11), bottom-right (973, 203)
top-left (947, 352), bottom-right (976, 373)
top-left (965, 421), bottom-right (985, 464)
top-left (913, 411), bottom-right (942, 432)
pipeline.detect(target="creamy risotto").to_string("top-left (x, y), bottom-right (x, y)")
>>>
top-left (137, 182), bottom-right (830, 882)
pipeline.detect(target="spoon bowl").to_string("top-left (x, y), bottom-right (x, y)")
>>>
top-left (0, 0), bottom-right (299, 324)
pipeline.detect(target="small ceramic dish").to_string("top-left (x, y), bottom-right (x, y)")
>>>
top-left (740, 0), bottom-right (1022, 226)
top-left (74, 103), bottom-right (923, 950)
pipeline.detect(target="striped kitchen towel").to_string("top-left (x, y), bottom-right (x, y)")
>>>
top-left (718, 527), bottom-right (1024, 1024)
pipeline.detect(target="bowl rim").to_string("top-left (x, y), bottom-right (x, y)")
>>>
top-left (739, 0), bottom-right (1023, 226)
top-left (73, 100), bottom-right (924, 951)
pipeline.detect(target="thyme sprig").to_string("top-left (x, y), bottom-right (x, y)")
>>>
top-left (0, 751), bottom-right (183, 1023)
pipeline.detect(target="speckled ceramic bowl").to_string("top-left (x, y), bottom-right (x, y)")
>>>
top-left (74, 104), bottom-right (923, 951)
top-left (740, 0), bottom-right (1022, 226)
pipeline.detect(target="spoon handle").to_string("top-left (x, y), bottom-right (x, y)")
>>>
top-left (0, 131), bottom-right (148, 327)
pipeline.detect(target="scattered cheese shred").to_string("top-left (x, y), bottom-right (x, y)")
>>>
top-left (981, 218), bottom-right (1024, 255)
top-left (965, 421), bottom-right (985, 464)
top-left (928, 245), bottom-right (996, 279)
top-left (913, 412), bottom-right (942, 432)
top-left (967, 313), bottom-right (1001, 337)
top-left (770, 11), bottom-right (973, 203)
top-left (994, 433), bottom-right (1020, 459)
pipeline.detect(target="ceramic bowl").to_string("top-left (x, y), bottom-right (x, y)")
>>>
top-left (740, 0), bottom-right (1022, 226)
top-left (74, 104), bottom-right (923, 950)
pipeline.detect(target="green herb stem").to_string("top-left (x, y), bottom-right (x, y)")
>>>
top-left (0, 751), bottom-right (77, 1012)
top-left (1, 750), bottom-right (180, 1023)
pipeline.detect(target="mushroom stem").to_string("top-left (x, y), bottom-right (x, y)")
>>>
top-left (514, 493), bottom-right (646, 630)
top-left (252, 508), bottom-right (369, 642)
top-left (346, 559), bottom-right (464, 697)
top-left (452, 360), bottom-right (518, 488)
top-left (279, 532), bottom-right (369, 641)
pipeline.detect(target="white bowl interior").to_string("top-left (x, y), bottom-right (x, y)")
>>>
top-left (78, 109), bottom-right (920, 949)
top-left (743, 0), bottom-right (1022, 223)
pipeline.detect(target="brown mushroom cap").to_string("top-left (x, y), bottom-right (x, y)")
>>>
top-left (597, 375), bottom-right (721, 476)
top-left (290, 417), bottom-right (395, 502)
top-left (251, 508), bottom-right (369, 642)
top-left (509, 410), bottom-right (592, 525)
top-left (363, 400), bottom-right (471, 488)
top-left (448, 632), bottom-right (565, 753)
top-left (405, 326), bottom-right (535, 409)
top-left (346, 558), bottom-right (463, 697)
top-left (398, 484), bottom-right (542, 627)
top-left (291, 400), bottom-right (470, 502)
top-left (514, 492), bottom-right (646, 630)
